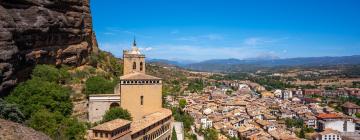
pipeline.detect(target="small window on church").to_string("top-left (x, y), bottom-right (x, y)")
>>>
top-left (140, 62), bottom-right (143, 71)
top-left (133, 62), bottom-right (136, 70)
top-left (140, 96), bottom-right (144, 105)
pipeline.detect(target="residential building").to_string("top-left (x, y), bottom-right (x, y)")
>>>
top-left (316, 113), bottom-right (355, 132)
top-left (341, 102), bottom-right (360, 116)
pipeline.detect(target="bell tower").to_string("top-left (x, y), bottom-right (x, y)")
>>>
top-left (123, 38), bottom-right (146, 75)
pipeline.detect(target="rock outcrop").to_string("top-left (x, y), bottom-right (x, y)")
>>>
top-left (0, 0), bottom-right (98, 94)
top-left (0, 119), bottom-right (51, 140)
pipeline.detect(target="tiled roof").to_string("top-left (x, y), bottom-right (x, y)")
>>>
top-left (120, 72), bottom-right (161, 80)
top-left (91, 119), bottom-right (131, 131)
top-left (316, 113), bottom-right (342, 119)
top-left (342, 102), bottom-right (360, 109)
top-left (130, 109), bottom-right (172, 134)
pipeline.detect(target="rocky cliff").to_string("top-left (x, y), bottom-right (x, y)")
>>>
top-left (0, 119), bottom-right (51, 140)
top-left (0, 0), bottom-right (98, 94)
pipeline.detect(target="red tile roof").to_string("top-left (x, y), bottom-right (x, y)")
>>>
top-left (316, 113), bottom-right (342, 119)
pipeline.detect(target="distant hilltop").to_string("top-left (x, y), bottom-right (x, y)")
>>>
top-left (148, 55), bottom-right (360, 72)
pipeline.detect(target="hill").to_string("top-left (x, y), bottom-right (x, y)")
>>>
top-left (184, 55), bottom-right (360, 72)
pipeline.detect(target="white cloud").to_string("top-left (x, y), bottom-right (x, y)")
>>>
top-left (243, 37), bottom-right (289, 46)
top-left (170, 29), bottom-right (179, 34)
top-left (101, 27), bottom-right (152, 38)
top-left (176, 34), bottom-right (223, 41)
top-left (139, 47), bottom-right (153, 51)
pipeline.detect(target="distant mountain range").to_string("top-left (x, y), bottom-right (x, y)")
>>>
top-left (149, 55), bottom-right (360, 72)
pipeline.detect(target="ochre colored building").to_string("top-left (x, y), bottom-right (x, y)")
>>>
top-left (89, 40), bottom-right (173, 140)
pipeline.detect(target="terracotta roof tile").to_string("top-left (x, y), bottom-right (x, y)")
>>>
top-left (316, 113), bottom-right (342, 119)
top-left (120, 72), bottom-right (161, 80)
top-left (130, 109), bottom-right (172, 134)
top-left (342, 102), bottom-right (360, 109)
top-left (91, 119), bottom-right (131, 131)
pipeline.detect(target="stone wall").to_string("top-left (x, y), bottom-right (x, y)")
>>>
top-left (0, 0), bottom-right (98, 94)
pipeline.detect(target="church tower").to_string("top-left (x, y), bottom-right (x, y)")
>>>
top-left (123, 39), bottom-right (146, 75)
top-left (119, 40), bottom-right (162, 120)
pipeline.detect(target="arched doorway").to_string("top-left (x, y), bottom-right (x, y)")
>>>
top-left (110, 102), bottom-right (120, 108)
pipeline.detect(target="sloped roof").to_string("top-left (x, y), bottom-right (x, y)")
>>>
top-left (91, 119), bottom-right (131, 131)
top-left (342, 102), bottom-right (360, 109)
top-left (316, 113), bottom-right (342, 119)
top-left (120, 72), bottom-right (161, 80)
top-left (130, 108), bottom-right (172, 134)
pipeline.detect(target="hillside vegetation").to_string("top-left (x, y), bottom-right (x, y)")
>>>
top-left (1, 50), bottom-right (196, 139)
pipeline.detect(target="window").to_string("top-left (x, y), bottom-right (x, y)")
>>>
top-left (141, 96), bottom-right (144, 105)
top-left (133, 62), bottom-right (136, 70)
top-left (140, 62), bottom-right (143, 71)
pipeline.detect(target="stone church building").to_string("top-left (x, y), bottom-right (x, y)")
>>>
top-left (88, 40), bottom-right (173, 140)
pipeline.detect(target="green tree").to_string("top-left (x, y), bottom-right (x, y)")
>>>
top-left (28, 110), bottom-right (64, 138)
top-left (298, 128), bottom-right (305, 138)
top-left (0, 98), bottom-right (25, 123)
top-left (285, 118), bottom-right (304, 128)
top-left (6, 78), bottom-right (72, 119)
top-left (28, 110), bottom-right (86, 140)
top-left (85, 76), bottom-right (116, 95)
top-left (31, 64), bottom-right (70, 83)
top-left (59, 117), bottom-right (87, 140)
top-left (204, 128), bottom-right (218, 140)
top-left (355, 113), bottom-right (360, 118)
top-left (179, 99), bottom-right (187, 109)
top-left (101, 107), bottom-right (132, 123)
top-left (187, 79), bottom-right (204, 93)
top-left (171, 107), bottom-right (194, 131)
top-left (171, 127), bottom-right (178, 140)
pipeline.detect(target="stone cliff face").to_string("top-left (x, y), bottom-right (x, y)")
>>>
top-left (0, 119), bottom-right (51, 140)
top-left (0, 0), bottom-right (98, 93)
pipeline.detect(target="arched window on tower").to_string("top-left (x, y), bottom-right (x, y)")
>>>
top-left (133, 62), bottom-right (136, 70)
top-left (140, 62), bottom-right (143, 71)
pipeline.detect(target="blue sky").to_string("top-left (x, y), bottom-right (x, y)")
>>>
top-left (91, 0), bottom-right (360, 61)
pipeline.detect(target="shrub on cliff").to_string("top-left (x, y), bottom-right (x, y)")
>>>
top-left (0, 98), bottom-right (25, 123)
top-left (6, 77), bottom-right (73, 119)
top-left (28, 109), bottom-right (86, 139)
top-left (85, 76), bottom-right (116, 95)
top-left (101, 107), bottom-right (132, 123)
top-left (32, 64), bottom-right (70, 84)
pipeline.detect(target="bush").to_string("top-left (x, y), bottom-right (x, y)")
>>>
top-left (28, 110), bottom-right (86, 139)
top-left (179, 99), bottom-right (187, 109)
top-left (85, 76), bottom-right (116, 95)
top-left (172, 107), bottom-right (194, 131)
top-left (204, 128), bottom-right (218, 140)
top-left (32, 65), bottom-right (70, 84)
top-left (28, 110), bottom-right (64, 138)
top-left (187, 79), bottom-right (204, 93)
top-left (101, 107), bottom-right (132, 123)
top-left (6, 64), bottom-right (86, 139)
top-left (0, 98), bottom-right (25, 123)
top-left (6, 78), bottom-right (72, 119)
top-left (172, 127), bottom-right (177, 140)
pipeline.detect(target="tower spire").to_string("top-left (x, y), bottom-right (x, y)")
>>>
top-left (132, 36), bottom-right (137, 47)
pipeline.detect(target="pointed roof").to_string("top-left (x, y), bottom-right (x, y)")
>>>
top-left (132, 37), bottom-right (137, 47)
top-left (127, 37), bottom-right (141, 55)
top-left (120, 72), bottom-right (161, 80)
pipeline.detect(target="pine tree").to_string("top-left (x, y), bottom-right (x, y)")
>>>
top-left (171, 127), bottom-right (177, 140)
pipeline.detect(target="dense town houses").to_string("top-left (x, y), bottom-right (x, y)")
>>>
top-left (167, 79), bottom-right (360, 140)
